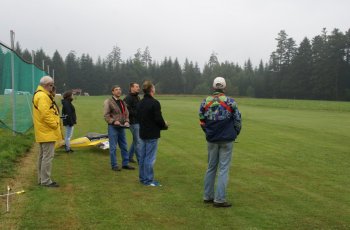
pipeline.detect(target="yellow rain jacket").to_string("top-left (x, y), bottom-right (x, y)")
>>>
top-left (32, 85), bottom-right (62, 143)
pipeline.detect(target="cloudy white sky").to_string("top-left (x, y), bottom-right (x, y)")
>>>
top-left (1, 0), bottom-right (349, 68)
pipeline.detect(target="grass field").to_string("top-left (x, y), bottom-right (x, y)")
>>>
top-left (0, 96), bottom-right (350, 229)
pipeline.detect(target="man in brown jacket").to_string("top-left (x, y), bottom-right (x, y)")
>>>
top-left (104, 85), bottom-right (135, 171)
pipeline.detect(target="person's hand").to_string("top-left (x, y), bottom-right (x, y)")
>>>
top-left (114, 120), bottom-right (121, 126)
top-left (124, 122), bottom-right (130, 127)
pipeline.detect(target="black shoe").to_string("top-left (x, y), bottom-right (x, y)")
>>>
top-left (65, 149), bottom-right (74, 153)
top-left (213, 202), bottom-right (232, 208)
top-left (203, 199), bottom-right (214, 204)
top-left (122, 165), bottom-right (135, 170)
top-left (129, 158), bottom-right (137, 163)
top-left (112, 166), bottom-right (121, 171)
top-left (43, 181), bottom-right (59, 188)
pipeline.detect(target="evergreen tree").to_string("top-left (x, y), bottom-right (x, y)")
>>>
top-left (51, 50), bottom-right (66, 92)
top-left (106, 44), bottom-right (122, 70)
top-left (65, 51), bottom-right (79, 89)
top-left (141, 46), bottom-right (152, 67)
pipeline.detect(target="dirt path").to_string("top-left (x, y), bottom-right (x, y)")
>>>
top-left (0, 144), bottom-right (38, 229)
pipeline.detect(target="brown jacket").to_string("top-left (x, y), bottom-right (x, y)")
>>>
top-left (103, 97), bottom-right (129, 125)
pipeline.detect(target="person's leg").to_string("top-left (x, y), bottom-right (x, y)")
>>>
top-left (143, 139), bottom-right (158, 185)
top-left (65, 125), bottom-right (73, 151)
top-left (203, 142), bottom-right (219, 201)
top-left (128, 124), bottom-right (136, 160)
top-left (133, 123), bottom-right (141, 163)
top-left (40, 142), bottom-right (55, 185)
top-left (108, 125), bottom-right (118, 169)
top-left (214, 142), bottom-right (234, 203)
top-left (117, 128), bottom-right (130, 167)
top-left (138, 139), bottom-right (147, 183)
top-left (38, 143), bottom-right (44, 184)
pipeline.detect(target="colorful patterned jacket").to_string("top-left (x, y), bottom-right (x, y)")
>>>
top-left (199, 91), bottom-right (241, 142)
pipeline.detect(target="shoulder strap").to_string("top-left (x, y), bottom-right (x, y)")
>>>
top-left (32, 90), bottom-right (56, 111)
top-left (32, 90), bottom-right (43, 110)
top-left (204, 94), bottom-right (233, 113)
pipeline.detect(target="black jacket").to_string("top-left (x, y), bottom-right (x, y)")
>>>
top-left (137, 94), bottom-right (167, 139)
top-left (61, 99), bottom-right (77, 126)
top-left (124, 92), bottom-right (140, 124)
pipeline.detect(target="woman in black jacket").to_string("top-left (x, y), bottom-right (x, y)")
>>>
top-left (61, 91), bottom-right (77, 153)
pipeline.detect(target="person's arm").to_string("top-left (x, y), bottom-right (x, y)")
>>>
top-left (123, 101), bottom-right (130, 124)
top-left (153, 101), bottom-right (167, 129)
top-left (230, 100), bottom-right (242, 135)
top-left (103, 99), bottom-right (114, 124)
top-left (199, 99), bottom-right (206, 132)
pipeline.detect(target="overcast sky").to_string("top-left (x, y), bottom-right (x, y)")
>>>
top-left (1, 0), bottom-right (349, 69)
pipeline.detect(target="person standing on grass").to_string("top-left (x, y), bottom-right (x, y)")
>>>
top-left (104, 85), bottom-right (135, 171)
top-left (61, 90), bottom-right (77, 153)
top-left (137, 80), bottom-right (168, 187)
top-left (32, 76), bottom-right (62, 188)
top-left (199, 76), bottom-right (242, 207)
top-left (124, 82), bottom-right (141, 164)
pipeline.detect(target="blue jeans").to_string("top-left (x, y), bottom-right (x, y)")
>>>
top-left (204, 141), bottom-right (234, 203)
top-left (139, 139), bottom-right (158, 185)
top-left (128, 123), bottom-right (141, 162)
top-left (64, 125), bottom-right (74, 151)
top-left (108, 125), bottom-right (129, 168)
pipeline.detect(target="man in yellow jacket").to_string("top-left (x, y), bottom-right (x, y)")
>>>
top-left (32, 76), bottom-right (62, 187)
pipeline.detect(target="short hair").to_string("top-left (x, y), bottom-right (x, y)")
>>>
top-left (39, 76), bottom-right (54, 86)
top-left (142, 80), bottom-right (154, 94)
top-left (63, 90), bottom-right (73, 99)
top-left (111, 85), bottom-right (121, 91)
top-left (129, 82), bottom-right (138, 90)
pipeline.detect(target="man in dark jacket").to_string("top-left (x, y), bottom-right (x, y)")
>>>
top-left (124, 83), bottom-right (141, 163)
top-left (199, 77), bottom-right (241, 208)
top-left (137, 80), bottom-right (168, 186)
top-left (62, 90), bottom-right (77, 153)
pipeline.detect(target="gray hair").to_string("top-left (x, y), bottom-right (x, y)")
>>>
top-left (39, 76), bottom-right (54, 86)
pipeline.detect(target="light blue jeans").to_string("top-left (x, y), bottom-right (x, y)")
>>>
top-left (64, 125), bottom-right (74, 151)
top-left (108, 125), bottom-right (129, 168)
top-left (204, 141), bottom-right (234, 203)
top-left (139, 139), bottom-right (158, 185)
top-left (128, 123), bottom-right (141, 162)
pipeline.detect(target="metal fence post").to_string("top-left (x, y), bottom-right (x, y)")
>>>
top-left (10, 30), bottom-right (16, 135)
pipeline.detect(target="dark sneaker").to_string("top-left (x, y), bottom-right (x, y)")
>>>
top-left (129, 158), bottom-right (137, 163)
top-left (203, 199), bottom-right (214, 204)
top-left (43, 181), bottom-right (59, 188)
top-left (112, 166), bottom-right (121, 171)
top-left (122, 165), bottom-right (135, 170)
top-left (213, 202), bottom-right (232, 208)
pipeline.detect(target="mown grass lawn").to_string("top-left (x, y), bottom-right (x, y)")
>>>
top-left (0, 96), bottom-right (349, 229)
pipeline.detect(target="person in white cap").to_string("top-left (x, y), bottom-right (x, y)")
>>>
top-left (199, 76), bottom-right (242, 207)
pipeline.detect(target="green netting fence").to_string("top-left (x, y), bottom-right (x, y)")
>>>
top-left (0, 41), bottom-right (48, 133)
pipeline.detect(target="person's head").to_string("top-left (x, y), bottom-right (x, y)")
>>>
top-left (212, 77), bottom-right (226, 91)
top-left (63, 90), bottom-right (73, 101)
top-left (142, 80), bottom-right (155, 96)
top-left (40, 76), bottom-right (54, 92)
top-left (111, 85), bottom-right (122, 98)
top-left (129, 82), bottom-right (140, 94)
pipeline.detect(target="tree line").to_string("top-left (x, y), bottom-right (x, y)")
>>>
top-left (13, 28), bottom-right (350, 100)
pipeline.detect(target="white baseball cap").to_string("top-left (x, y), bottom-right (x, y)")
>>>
top-left (213, 77), bottom-right (226, 89)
